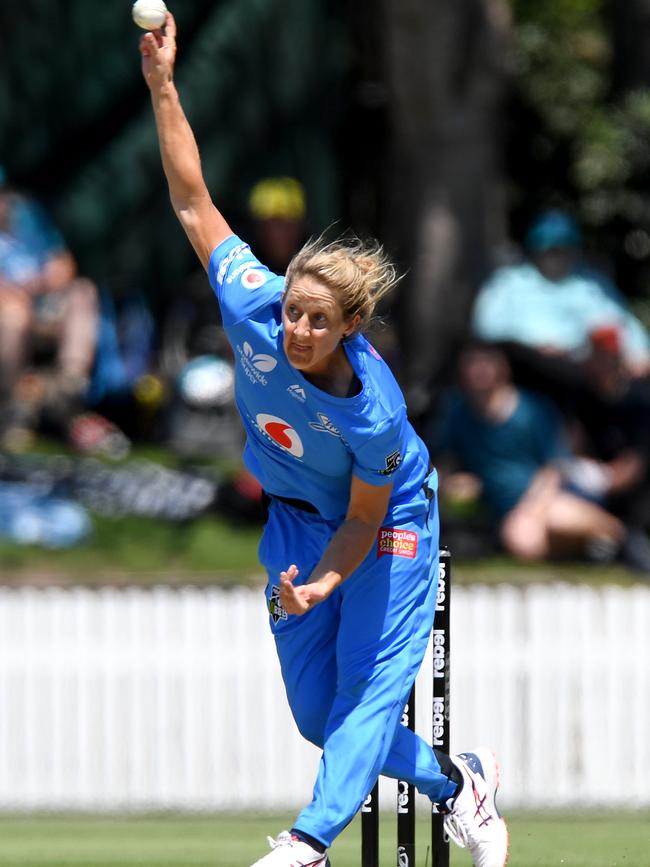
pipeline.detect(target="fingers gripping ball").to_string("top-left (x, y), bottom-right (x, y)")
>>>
top-left (132, 0), bottom-right (168, 30)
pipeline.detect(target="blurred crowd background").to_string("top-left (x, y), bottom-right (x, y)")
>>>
top-left (2, 0), bottom-right (650, 577)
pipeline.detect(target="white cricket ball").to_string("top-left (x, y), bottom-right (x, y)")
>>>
top-left (132, 0), bottom-right (168, 30)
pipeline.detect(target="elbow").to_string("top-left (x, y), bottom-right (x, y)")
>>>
top-left (170, 184), bottom-right (210, 219)
top-left (346, 514), bottom-right (383, 549)
top-left (172, 199), bottom-right (204, 240)
top-left (170, 192), bottom-right (192, 221)
top-left (173, 200), bottom-right (194, 229)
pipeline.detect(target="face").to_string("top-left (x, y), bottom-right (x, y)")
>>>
top-left (458, 347), bottom-right (509, 396)
top-left (532, 247), bottom-right (578, 282)
top-left (282, 275), bottom-right (358, 375)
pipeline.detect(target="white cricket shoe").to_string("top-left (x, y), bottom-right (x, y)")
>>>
top-left (443, 748), bottom-right (509, 867)
top-left (250, 831), bottom-right (330, 867)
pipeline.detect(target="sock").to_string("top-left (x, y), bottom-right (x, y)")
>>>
top-left (434, 749), bottom-right (464, 804)
top-left (291, 829), bottom-right (326, 853)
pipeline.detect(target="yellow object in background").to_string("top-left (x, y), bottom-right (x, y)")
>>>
top-left (248, 177), bottom-right (306, 221)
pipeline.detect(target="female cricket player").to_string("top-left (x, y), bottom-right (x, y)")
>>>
top-left (139, 14), bottom-right (508, 867)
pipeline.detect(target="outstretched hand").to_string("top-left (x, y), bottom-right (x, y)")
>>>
top-left (139, 11), bottom-right (177, 91)
top-left (279, 565), bottom-right (330, 616)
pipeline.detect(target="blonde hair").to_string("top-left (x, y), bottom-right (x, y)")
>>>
top-left (284, 235), bottom-right (400, 333)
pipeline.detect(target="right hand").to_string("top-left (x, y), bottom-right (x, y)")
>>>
top-left (139, 12), bottom-right (177, 92)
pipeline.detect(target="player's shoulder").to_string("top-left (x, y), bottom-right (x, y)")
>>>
top-left (344, 335), bottom-right (406, 433)
top-left (209, 235), bottom-right (270, 287)
top-left (208, 234), bottom-right (284, 327)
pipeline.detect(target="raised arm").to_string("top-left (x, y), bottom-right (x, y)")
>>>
top-left (139, 13), bottom-right (233, 270)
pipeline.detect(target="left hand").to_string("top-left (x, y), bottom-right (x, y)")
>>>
top-left (279, 564), bottom-right (330, 616)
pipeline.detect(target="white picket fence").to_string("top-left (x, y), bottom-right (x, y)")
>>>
top-left (0, 583), bottom-right (648, 812)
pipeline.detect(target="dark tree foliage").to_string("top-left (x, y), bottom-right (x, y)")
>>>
top-left (352, 0), bottom-right (512, 415)
top-left (3, 0), bottom-right (650, 325)
top-left (508, 0), bottom-right (650, 306)
top-left (0, 0), bottom-right (345, 303)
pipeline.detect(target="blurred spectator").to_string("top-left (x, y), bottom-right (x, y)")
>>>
top-left (0, 170), bottom-right (99, 449)
top-left (86, 284), bottom-right (158, 444)
top-left (426, 341), bottom-right (650, 575)
top-left (471, 211), bottom-right (650, 398)
top-left (566, 325), bottom-right (650, 533)
top-left (160, 270), bottom-right (242, 461)
top-left (247, 176), bottom-right (307, 273)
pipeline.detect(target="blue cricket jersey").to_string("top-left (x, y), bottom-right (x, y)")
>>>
top-left (208, 235), bottom-right (432, 522)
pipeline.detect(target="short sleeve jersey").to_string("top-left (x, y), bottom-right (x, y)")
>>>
top-left (208, 235), bottom-right (431, 522)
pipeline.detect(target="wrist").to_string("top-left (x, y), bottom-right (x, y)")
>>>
top-left (150, 79), bottom-right (177, 106)
top-left (310, 572), bottom-right (340, 596)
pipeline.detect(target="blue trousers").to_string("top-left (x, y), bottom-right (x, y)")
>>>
top-left (259, 481), bottom-right (457, 848)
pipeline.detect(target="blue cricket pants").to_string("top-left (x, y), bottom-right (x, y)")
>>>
top-left (259, 477), bottom-right (457, 848)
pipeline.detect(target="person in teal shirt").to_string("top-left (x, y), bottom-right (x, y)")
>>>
top-left (427, 341), bottom-right (650, 575)
top-left (472, 210), bottom-right (650, 378)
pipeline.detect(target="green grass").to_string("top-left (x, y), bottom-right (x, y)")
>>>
top-left (0, 812), bottom-right (648, 867)
top-left (0, 514), bottom-right (263, 585)
top-left (0, 525), bottom-right (641, 588)
top-left (0, 536), bottom-right (640, 588)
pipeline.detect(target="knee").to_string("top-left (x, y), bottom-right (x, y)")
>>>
top-left (500, 510), bottom-right (549, 561)
top-left (0, 288), bottom-right (32, 331)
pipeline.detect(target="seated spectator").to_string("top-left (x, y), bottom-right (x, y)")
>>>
top-left (160, 270), bottom-right (243, 461)
top-left (0, 172), bottom-right (99, 448)
top-left (566, 325), bottom-right (650, 532)
top-left (0, 196), bottom-right (41, 415)
top-left (471, 210), bottom-right (650, 395)
top-left (426, 341), bottom-right (650, 575)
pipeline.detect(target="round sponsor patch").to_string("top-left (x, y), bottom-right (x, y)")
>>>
top-left (256, 413), bottom-right (304, 457)
top-left (241, 269), bottom-right (267, 290)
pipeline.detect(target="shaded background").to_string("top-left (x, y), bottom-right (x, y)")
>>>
top-left (1, 0), bottom-right (344, 312)
top-left (3, 0), bottom-right (650, 390)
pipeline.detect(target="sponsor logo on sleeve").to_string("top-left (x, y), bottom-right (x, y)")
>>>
top-left (269, 585), bottom-right (288, 623)
top-left (236, 341), bottom-right (277, 386)
top-left (216, 243), bottom-right (248, 283)
top-left (378, 449), bottom-right (402, 476)
top-left (256, 413), bottom-right (304, 458)
top-left (226, 262), bottom-right (259, 284)
top-left (241, 268), bottom-right (268, 290)
top-left (377, 527), bottom-right (418, 559)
